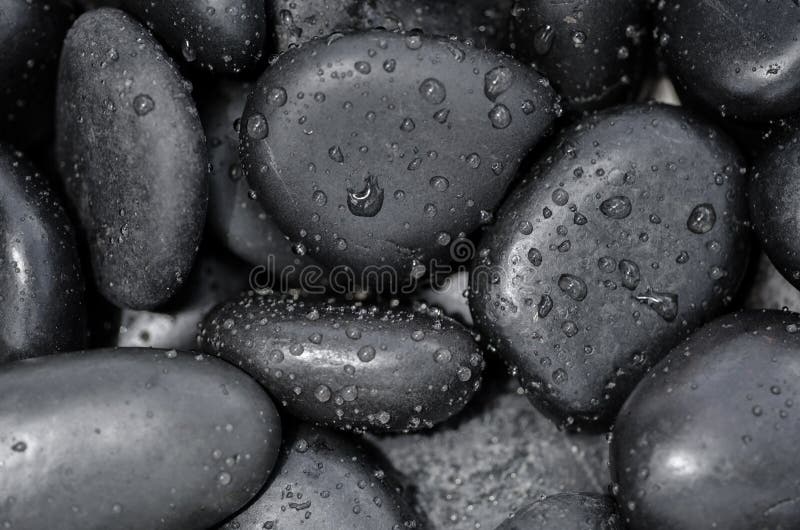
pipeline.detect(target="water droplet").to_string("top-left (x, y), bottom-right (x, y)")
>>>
top-left (457, 366), bottom-right (472, 382)
top-left (341, 385), bottom-right (358, 401)
top-left (687, 203), bottom-right (716, 234)
top-left (430, 176), bottom-right (450, 192)
top-left (562, 320), bottom-right (579, 337)
top-left (217, 472), bottom-right (232, 486)
top-left (312, 190), bottom-right (328, 206)
top-left (246, 113), bottom-right (269, 140)
top-left (314, 385), bottom-right (332, 402)
top-left (572, 30), bottom-right (587, 47)
top-left (400, 117), bottom-right (415, 132)
top-left (533, 25), bottom-right (555, 55)
top-left (552, 368), bottom-right (568, 385)
top-left (11, 441), bottom-right (26, 453)
top-left (528, 248), bottom-right (543, 266)
top-left (383, 58), bottom-right (397, 73)
top-left (635, 289), bottom-right (679, 322)
top-left (181, 39), bottom-right (196, 62)
top-left (405, 29), bottom-right (423, 50)
top-left (600, 196), bottom-right (632, 219)
top-left (267, 87), bottom-right (288, 106)
top-left (466, 153), bottom-right (481, 168)
top-left (133, 94), bottom-right (155, 116)
top-left (355, 61), bottom-right (371, 74)
top-left (484, 66), bottom-right (514, 101)
top-left (558, 274), bottom-right (588, 301)
top-left (552, 188), bottom-right (569, 206)
top-left (619, 259), bottom-right (641, 290)
top-left (489, 104), bottom-right (512, 129)
top-left (328, 145), bottom-right (345, 163)
top-left (419, 78), bottom-right (447, 105)
top-left (434, 348), bottom-right (452, 363)
top-left (357, 346), bottom-right (376, 362)
top-left (538, 295), bottom-right (553, 318)
top-left (433, 108), bottom-right (450, 123)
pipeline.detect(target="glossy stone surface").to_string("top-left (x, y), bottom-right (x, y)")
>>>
top-left (56, 8), bottom-right (207, 310)
top-left (200, 294), bottom-right (484, 432)
top-left (268, 0), bottom-right (513, 52)
top-left (751, 126), bottom-right (800, 292)
top-left (77, 0), bottom-right (266, 74)
top-left (0, 144), bottom-right (86, 363)
top-left (223, 424), bottom-right (422, 529)
top-left (470, 104), bottom-right (750, 429)
top-left (612, 311), bottom-right (800, 530)
top-left (656, 0), bottom-right (800, 122)
top-left (0, 348), bottom-right (281, 529)
top-left (511, 0), bottom-right (647, 113)
top-left (240, 30), bottom-right (558, 282)
top-left (0, 0), bottom-right (75, 147)
top-left (198, 79), bottom-right (312, 272)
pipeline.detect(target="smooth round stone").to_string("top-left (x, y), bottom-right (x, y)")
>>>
top-left (115, 249), bottom-right (249, 350)
top-left (223, 424), bottom-right (422, 529)
top-left (197, 79), bottom-right (315, 271)
top-left (496, 493), bottom-right (621, 530)
top-left (269, 0), bottom-right (513, 52)
top-left (240, 30), bottom-right (558, 282)
top-left (199, 294), bottom-right (484, 433)
top-left (0, 348), bottom-right (281, 530)
top-left (371, 378), bottom-right (609, 530)
top-left (510, 0), bottom-right (647, 113)
top-left (56, 8), bottom-right (208, 310)
top-left (76, 0), bottom-right (266, 74)
top-left (612, 311), bottom-right (800, 530)
top-left (470, 104), bottom-right (750, 429)
top-left (750, 127), bottom-right (800, 292)
top-left (0, 0), bottom-right (75, 148)
top-left (656, 0), bottom-right (800, 122)
top-left (743, 253), bottom-right (800, 313)
top-left (0, 144), bottom-right (86, 363)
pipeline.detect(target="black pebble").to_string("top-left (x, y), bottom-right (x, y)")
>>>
top-left (470, 104), bottom-right (749, 429)
top-left (0, 348), bottom-right (281, 529)
top-left (56, 8), bottom-right (208, 310)
top-left (656, 0), bottom-right (800, 122)
top-left (0, 144), bottom-right (86, 363)
top-left (750, 124), bottom-right (800, 291)
top-left (223, 423), bottom-right (422, 529)
top-left (200, 293), bottom-right (484, 433)
top-left (612, 311), bottom-right (800, 530)
top-left (511, 0), bottom-right (647, 113)
top-left (240, 30), bottom-right (558, 282)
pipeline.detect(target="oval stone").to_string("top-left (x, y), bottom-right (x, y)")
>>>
top-left (612, 311), bottom-right (800, 529)
top-left (200, 294), bottom-right (484, 432)
top-left (240, 30), bottom-right (558, 282)
top-left (0, 348), bottom-right (281, 529)
top-left (223, 424), bottom-right (422, 529)
top-left (0, 144), bottom-right (86, 363)
top-left (75, 0), bottom-right (266, 74)
top-left (56, 8), bottom-right (208, 310)
top-left (656, 0), bottom-right (800, 122)
top-left (470, 104), bottom-right (749, 429)
top-left (511, 0), bottom-right (647, 113)
top-left (750, 124), bottom-right (800, 292)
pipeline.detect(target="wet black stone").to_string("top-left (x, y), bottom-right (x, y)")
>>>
top-left (470, 104), bottom-right (750, 429)
top-left (0, 145), bottom-right (86, 363)
top-left (240, 30), bottom-right (557, 283)
top-left (656, 0), bottom-right (800, 122)
top-left (223, 423), bottom-right (422, 529)
top-left (56, 8), bottom-right (208, 310)
top-left (511, 0), bottom-right (647, 113)
top-left (199, 293), bottom-right (484, 433)
top-left (612, 311), bottom-right (800, 530)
